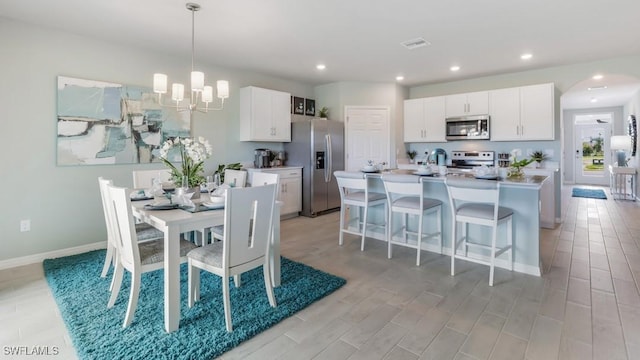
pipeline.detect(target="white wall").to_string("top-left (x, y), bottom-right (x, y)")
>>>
top-left (624, 89), bottom-right (640, 196)
top-left (0, 18), bottom-right (314, 262)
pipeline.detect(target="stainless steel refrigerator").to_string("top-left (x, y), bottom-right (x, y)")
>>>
top-left (284, 118), bottom-right (344, 217)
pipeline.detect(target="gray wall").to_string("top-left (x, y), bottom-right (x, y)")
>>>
top-left (0, 18), bottom-right (314, 262)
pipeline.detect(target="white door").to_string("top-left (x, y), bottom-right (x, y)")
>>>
top-left (345, 106), bottom-right (390, 171)
top-left (574, 114), bottom-right (612, 185)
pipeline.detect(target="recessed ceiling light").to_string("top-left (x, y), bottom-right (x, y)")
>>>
top-left (520, 53), bottom-right (533, 60)
top-left (316, 64), bottom-right (326, 70)
top-left (593, 74), bottom-right (603, 80)
top-left (396, 76), bottom-right (404, 81)
top-left (450, 66), bottom-right (460, 72)
top-left (590, 97), bottom-right (598, 103)
top-left (588, 86), bottom-right (608, 91)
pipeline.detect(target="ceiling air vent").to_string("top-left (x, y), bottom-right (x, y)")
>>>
top-left (401, 37), bottom-right (431, 50)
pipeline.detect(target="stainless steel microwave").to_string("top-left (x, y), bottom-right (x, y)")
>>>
top-left (445, 115), bottom-right (490, 140)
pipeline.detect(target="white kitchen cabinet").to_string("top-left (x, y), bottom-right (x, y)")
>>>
top-left (523, 167), bottom-right (557, 229)
top-left (247, 167), bottom-right (302, 218)
top-left (445, 91), bottom-right (489, 117)
top-left (240, 86), bottom-right (291, 142)
top-left (489, 87), bottom-right (521, 141)
top-left (520, 83), bottom-right (555, 140)
top-left (490, 83), bottom-right (555, 141)
top-left (403, 96), bottom-right (446, 142)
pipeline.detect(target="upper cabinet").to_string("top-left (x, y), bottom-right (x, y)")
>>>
top-left (445, 91), bottom-right (489, 117)
top-left (240, 86), bottom-right (291, 142)
top-left (404, 96), bottom-right (446, 142)
top-left (489, 83), bottom-right (555, 141)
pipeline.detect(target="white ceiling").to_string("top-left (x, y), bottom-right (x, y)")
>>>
top-left (2, 0), bottom-right (640, 107)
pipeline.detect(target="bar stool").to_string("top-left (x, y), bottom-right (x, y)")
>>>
top-left (334, 171), bottom-right (387, 251)
top-left (445, 177), bottom-right (513, 286)
top-left (381, 174), bottom-right (442, 266)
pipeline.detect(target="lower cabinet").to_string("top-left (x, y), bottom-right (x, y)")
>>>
top-left (248, 167), bottom-right (302, 218)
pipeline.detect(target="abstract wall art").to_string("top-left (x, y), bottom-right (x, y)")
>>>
top-left (56, 76), bottom-right (190, 166)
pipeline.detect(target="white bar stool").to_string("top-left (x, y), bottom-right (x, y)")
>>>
top-left (445, 177), bottom-right (513, 286)
top-left (334, 171), bottom-right (387, 251)
top-left (381, 174), bottom-right (442, 266)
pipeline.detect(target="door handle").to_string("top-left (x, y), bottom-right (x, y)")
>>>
top-left (325, 134), bottom-right (332, 183)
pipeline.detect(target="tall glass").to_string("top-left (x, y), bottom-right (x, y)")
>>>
top-left (206, 175), bottom-right (215, 196)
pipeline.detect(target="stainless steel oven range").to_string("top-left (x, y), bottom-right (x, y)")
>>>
top-left (449, 151), bottom-right (495, 169)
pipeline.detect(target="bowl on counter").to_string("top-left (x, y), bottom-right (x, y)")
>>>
top-left (362, 165), bottom-right (377, 172)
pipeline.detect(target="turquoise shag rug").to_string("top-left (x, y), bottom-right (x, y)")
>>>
top-left (44, 250), bottom-right (346, 359)
top-left (572, 187), bottom-right (607, 199)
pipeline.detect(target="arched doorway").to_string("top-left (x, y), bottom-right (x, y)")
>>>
top-left (560, 74), bottom-right (640, 185)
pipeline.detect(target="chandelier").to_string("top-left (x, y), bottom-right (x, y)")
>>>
top-left (153, 2), bottom-right (229, 113)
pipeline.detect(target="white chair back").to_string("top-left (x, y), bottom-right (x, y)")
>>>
top-left (107, 184), bottom-right (141, 271)
top-left (445, 177), bottom-right (500, 205)
top-left (381, 174), bottom-right (422, 201)
top-left (98, 177), bottom-right (115, 246)
top-left (222, 184), bottom-right (277, 269)
top-left (251, 172), bottom-right (279, 187)
top-left (445, 177), bottom-right (501, 224)
top-left (224, 169), bottom-right (247, 188)
top-left (334, 171), bottom-right (367, 201)
top-left (132, 169), bottom-right (172, 188)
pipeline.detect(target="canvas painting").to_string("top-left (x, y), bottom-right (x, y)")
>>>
top-left (56, 76), bottom-right (190, 165)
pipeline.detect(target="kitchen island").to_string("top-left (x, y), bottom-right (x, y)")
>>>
top-left (352, 169), bottom-right (547, 276)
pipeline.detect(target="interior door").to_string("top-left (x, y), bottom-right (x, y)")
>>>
top-left (345, 106), bottom-right (390, 171)
top-left (574, 121), bottom-right (611, 185)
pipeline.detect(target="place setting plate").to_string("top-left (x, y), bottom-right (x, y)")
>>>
top-left (474, 174), bottom-right (499, 180)
top-left (143, 202), bottom-right (180, 210)
top-left (412, 170), bottom-right (435, 176)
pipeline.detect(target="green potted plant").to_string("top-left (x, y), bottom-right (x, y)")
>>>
top-left (530, 150), bottom-right (548, 168)
top-left (406, 150), bottom-right (418, 163)
top-left (318, 107), bottom-right (329, 118)
top-left (508, 156), bottom-right (534, 178)
top-left (214, 162), bottom-right (242, 184)
top-left (159, 136), bottom-right (212, 198)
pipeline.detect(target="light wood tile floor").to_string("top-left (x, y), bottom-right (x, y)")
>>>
top-left (1, 185), bottom-right (639, 359)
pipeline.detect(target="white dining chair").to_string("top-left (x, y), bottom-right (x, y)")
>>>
top-left (210, 172), bottom-right (279, 245)
top-left (187, 184), bottom-right (278, 332)
top-left (251, 172), bottom-right (280, 188)
top-left (106, 184), bottom-right (198, 327)
top-left (132, 169), bottom-right (172, 189)
top-left (334, 171), bottom-right (387, 251)
top-left (223, 169), bottom-right (247, 188)
top-left (445, 177), bottom-right (513, 286)
top-left (381, 174), bottom-right (442, 266)
top-left (98, 177), bottom-right (164, 280)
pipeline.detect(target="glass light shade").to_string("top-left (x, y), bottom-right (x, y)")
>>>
top-left (217, 80), bottom-right (229, 99)
top-left (153, 73), bottom-right (167, 94)
top-left (610, 135), bottom-right (632, 150)
top-left (202, 86), bottom-right (213, 103)
top-left (191, 71), bottom-right (204, 92)
top-left (171, 83), bottom-right (184, 102)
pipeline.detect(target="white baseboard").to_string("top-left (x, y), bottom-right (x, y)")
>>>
top-left (0, 242), bottom-right (106, 270)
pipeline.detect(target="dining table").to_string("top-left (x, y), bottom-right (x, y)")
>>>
top-left (131, 196), bottom-right (282, 333)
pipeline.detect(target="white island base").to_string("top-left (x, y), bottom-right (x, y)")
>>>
top-left (345, 171), bottom-right (546, 276)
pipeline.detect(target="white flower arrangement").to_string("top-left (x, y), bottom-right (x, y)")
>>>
top-left (159, 136), bottom-right (212, 188)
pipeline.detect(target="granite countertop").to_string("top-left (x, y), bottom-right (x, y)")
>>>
top-left (364, 169), bottom-right (547, 189)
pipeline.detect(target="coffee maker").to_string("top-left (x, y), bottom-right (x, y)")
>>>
top-left (254, 149), bottom-right (271, 168)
